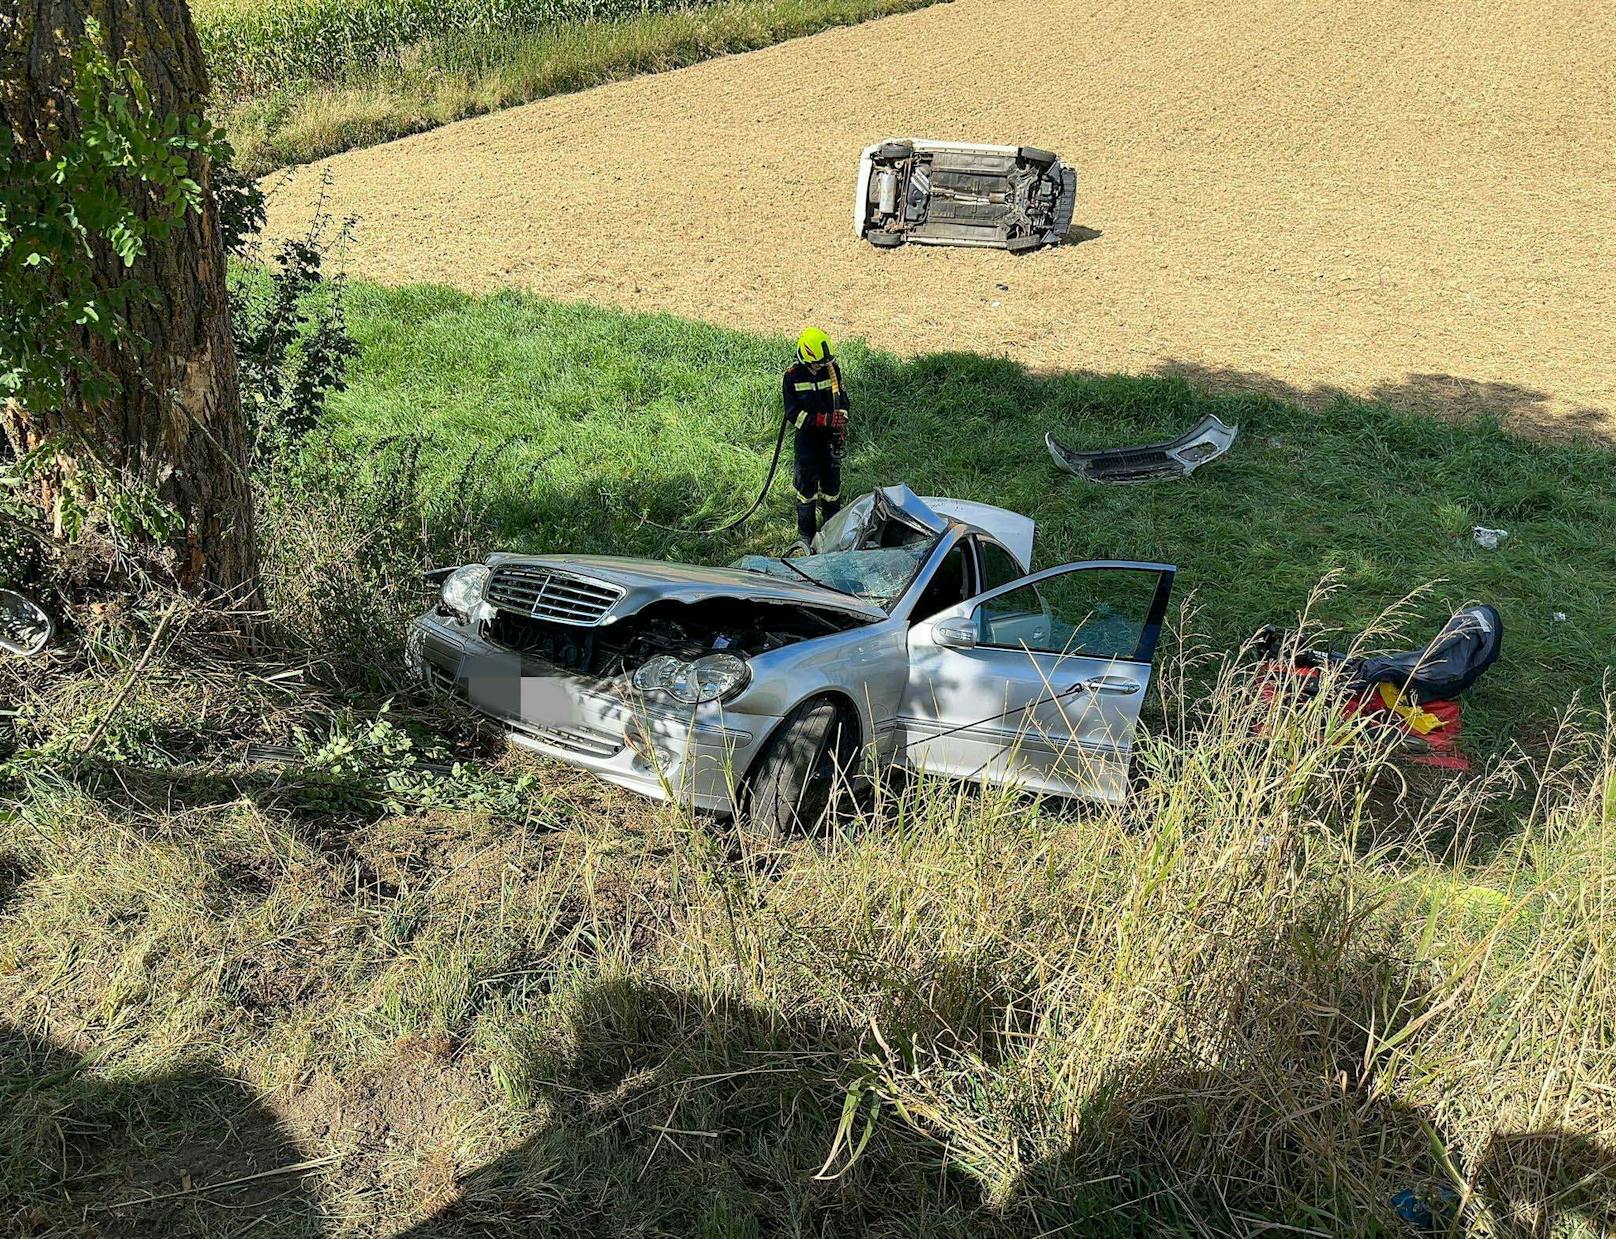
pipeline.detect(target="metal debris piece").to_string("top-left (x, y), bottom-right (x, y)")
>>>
top-left (0, 589), bottom-right (53, 657)
top-left (1045, 414), bottom-right (1239, 483)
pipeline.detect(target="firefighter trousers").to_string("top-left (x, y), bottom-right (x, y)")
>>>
top-left (792, 426), bottom-right (844, 540)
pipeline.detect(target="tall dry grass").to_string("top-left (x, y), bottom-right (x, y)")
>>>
top-left (1, 564), bottom-right (1610, 1232)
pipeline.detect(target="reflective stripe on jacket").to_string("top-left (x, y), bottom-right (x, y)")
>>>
top-left (782, 359), bottom-right (849, 430)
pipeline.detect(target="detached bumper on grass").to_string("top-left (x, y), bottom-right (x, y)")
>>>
top-left (1045, 414), bottom-right (1239, 483)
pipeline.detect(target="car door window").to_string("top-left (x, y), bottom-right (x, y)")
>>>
top-left (912, 542), bottom-right (972, 620)
top-left (977, 539), bottom-right (1025, 594)
top-left (975, 567), bottom-right (1167, 661)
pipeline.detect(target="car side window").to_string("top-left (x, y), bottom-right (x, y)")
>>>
top-left (975, 567), bottom-right (1166, 661)
top-left (977, 539), bottom-right (1025, 595)
top-left (912, 543), bottom-right (972, 620)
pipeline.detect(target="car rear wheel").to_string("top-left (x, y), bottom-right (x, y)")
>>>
top-left (1018, 146), bottom-right (1058, 165)
top-left (877, 141), bottom-right (914, 160)
top-left (868, 230), bottom-right (905, 249)
top-left (746, 697), bottom-right (858, 839)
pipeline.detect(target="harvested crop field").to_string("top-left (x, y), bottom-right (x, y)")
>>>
top-left (265, 0), bottom-right (1616, 435)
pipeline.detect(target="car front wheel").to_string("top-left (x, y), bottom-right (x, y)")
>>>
top-left (745, 697), bottom-right (858, 839)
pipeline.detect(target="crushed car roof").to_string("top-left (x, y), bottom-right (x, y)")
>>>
top-left (815, 485), bottom-right (1035, 569)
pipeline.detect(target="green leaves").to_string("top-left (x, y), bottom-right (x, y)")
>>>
top-left (0, 19), bottom-right (228, 417)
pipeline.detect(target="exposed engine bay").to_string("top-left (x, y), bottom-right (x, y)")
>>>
top-left (484, 597), bottom-right (863, 680)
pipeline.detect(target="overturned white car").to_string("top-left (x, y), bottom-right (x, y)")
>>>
top-left (410, 487), bottom-right (1174, 834)
top-left (855, 139), bottom-right (1077, 252)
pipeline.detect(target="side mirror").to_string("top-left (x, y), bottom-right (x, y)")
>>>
top-left (932, 617), bottom-right (977, 650)
top-left (0, 589), bottom-right (53, 657)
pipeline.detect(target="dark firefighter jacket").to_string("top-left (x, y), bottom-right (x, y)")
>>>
top-left (782, 359), bottom-right (850, 431)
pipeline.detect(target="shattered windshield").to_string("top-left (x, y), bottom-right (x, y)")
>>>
top-left (734, 540), bottom-right (936, 608)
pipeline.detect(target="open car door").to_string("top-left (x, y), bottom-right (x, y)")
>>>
top-left (900, 560), bottom-right (1175, 802)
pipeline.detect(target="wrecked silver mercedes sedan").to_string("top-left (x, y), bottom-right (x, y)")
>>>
top-left (855, 139), bottom-right (1077, 251)
top-left (408, 487), bottom-right (1174, 834)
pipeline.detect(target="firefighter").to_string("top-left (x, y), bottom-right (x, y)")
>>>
top-left (783, 326), bottom-right (849, 541)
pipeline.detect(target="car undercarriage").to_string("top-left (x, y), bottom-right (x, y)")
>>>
top-left (856, 139), bottom-right (1078, 252)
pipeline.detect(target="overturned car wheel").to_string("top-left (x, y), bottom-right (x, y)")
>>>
top-left (746, 697), bottom-right (858, 839)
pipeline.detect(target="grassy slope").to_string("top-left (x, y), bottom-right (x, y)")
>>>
top-left (3, 283), bottom-right (1613, 1236)
top-left (330, 280), bottom-right (1616, 751)
top-left (211, 0), bottom-right (949, 175)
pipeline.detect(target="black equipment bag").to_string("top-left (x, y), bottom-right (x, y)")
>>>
top-left (1351, 604), bottom-right (1503, 700)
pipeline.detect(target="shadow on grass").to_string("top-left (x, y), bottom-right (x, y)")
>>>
top-left (394, 974), bottom-right (1015, 1239)
top-left (393, 961), bottom-right (1615, 1237)
top-left (1022, 949), bottom-right (1616, 1237)
top-left (1, 885), bottom-right (1606, 1236)
top-left (0, 1022), bottom-right (328, 1238)
top-left (1158, 358), bottom-right (1614, 443)
top-left (0, 864), bottom-right (328, 1235)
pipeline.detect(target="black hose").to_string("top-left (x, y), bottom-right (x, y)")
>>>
top-left (644, 412), bottom-right (792, 536)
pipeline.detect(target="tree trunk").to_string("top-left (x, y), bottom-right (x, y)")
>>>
top-left (0, 0), bottom-right (258, 598)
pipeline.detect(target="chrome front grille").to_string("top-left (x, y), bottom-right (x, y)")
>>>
top-left (486, 565), bottom-right (623, 626)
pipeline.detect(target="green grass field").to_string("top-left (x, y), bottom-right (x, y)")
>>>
top-left (326, 281), bottom-right (1616, 751)
top-left (2, 283), bottom-right (1613, 1236)
top-left (202, 0), bottom-right (949, 174)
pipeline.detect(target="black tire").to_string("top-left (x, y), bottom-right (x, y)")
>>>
top-left (876, 141), bottom-right (913, 161)
top-left (867, 230), bottom-right (904, 249)
top-left (1005, 232), bottom-right (1045, 253)
top-left (746, 697), bottom-right (858, 839)
top-left (1018, 145), bottom-right (1058, 165)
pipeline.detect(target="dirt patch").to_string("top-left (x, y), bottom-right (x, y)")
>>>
top-left (286, 1041), bottom-right (493, 1221)
top-left (263, 0), bottom-right (1616, 436)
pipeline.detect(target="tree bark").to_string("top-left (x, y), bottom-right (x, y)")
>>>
top-left (0, 0), bottom-right (258, 598)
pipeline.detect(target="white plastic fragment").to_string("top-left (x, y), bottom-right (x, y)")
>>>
top-left (1472, 526), bottom-right (1509, 550)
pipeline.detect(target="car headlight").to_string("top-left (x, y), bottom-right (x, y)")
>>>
top-left (440, 563), bottom-right (492, 624)
top-left (632, 653), bottom-right (750, 704)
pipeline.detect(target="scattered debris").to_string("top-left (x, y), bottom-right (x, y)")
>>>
top-left (1391, 1185), bottom-right (1459, 1234)
top-left (855, 139), bottom-right (1076, 251)
top-left (1256, 604), bottom-right (1502, 772)
top-left (1553, 611), bottom-right (1569, 623)
top-left (0, 589), bottom-right (52, 657)
top-left (1045, 414), bottom-right (1239, 483)
top-left (1472, 526), bottom-right (1509, 550)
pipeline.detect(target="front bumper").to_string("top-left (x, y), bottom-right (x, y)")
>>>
top-left (1045, 414), bottom-right (1239, 483)
top-left (406, 612), bottom-right (777, 814)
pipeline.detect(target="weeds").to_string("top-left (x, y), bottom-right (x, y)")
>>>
top-left (1, 569), bottom-right (1611, 1233)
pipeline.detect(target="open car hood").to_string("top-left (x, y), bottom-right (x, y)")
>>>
top-left (484, 553), bottom-right (888, 624)
top-left (814, 485), bottom-right (1035, 570)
